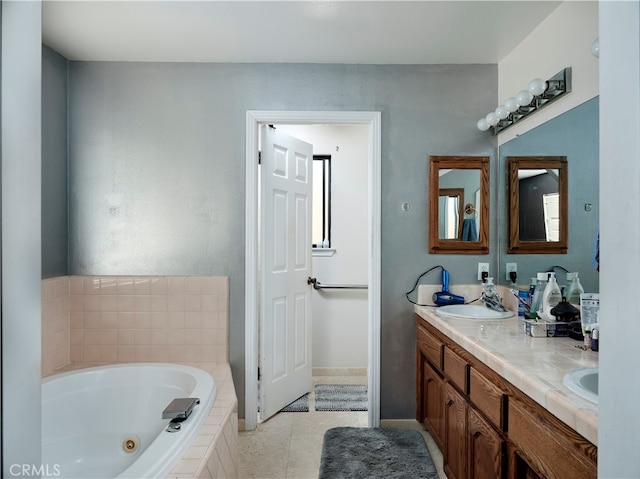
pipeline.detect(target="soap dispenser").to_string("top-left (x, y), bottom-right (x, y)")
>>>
top-left (564, 272), bottom-right (584, 305)
top-left (542, 273), bottom-right (562, 321)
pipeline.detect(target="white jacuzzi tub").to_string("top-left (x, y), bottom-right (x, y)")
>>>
top-left (42, 363), bottom-right (216, 479)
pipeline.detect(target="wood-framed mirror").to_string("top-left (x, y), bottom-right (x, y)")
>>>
top-left (507, 156), bottom-right (568, 254)
top-left (429, 156), bottom-right (489, 254)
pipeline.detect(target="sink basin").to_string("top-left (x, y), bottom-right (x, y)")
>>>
top-left (563, 368), bottom-right (598, 404)
top-left (435, 304), bottom-right (515, 320)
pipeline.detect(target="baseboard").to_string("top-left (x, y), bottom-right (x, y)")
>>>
top-left (380, 419), bottom-right (423, 430)
top-left (313, 367), bottom-right (367, 376)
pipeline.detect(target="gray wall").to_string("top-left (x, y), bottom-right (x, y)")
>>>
top-left (2, 1), bottom-right (42, 472)
top-left (62, 61), bottom-right (497, 419)
top-left (42, 46), bottom-right (68, 278)
top-left (498, 97), bottom-right (599, 293)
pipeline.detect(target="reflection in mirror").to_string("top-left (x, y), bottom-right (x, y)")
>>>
top-left (508, 156), bottom-right (567, 254)
top-left (438, 188), bottom-right (464, 239)
top-left (429, 156), bottom-right (489, 254)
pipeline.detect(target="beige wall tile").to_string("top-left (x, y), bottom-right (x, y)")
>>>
top-left (83, 277), bottom-right (101, 295)
top-left (168, 295), bottom-right (185, 312)
top-left (150, 277), bottom-right (168, 295)
top-left (118, 295), bottom-right (134, 312)
top-left (185, 295), bottom-right (202, 312)
top-left (185, 277), bottom-right (203, 295)
top-left (117, 277), bottom-right (135, 294)
top-left (117, 346), bottom-right (134, 363)
top-left (169, 312), bottom-right (185, 329)
top-left (101, 295), bottom-right (118, 312)
top-left (100, 277), bottom-right (118, 294)
top-left (83, 345), bottom-right (100, 362)
top-left (133, 277), bottom-right (151, 294)
top-left (150, 295), bottom-right (168, 312)
top-left (151, 312), bottom-right (169, 329)
top-left (101, 330), bottom-right (117, 345)
top-left (168, 276), bottom-right (186, 294)
top-left (185, 313), bottom-right (202, 330)
top-left (100, 345), bottom-right (117, 363)
top-left (134, 312), bottom-right (152, 329)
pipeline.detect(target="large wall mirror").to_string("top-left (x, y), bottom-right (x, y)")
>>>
top-left (507, 156), bottom-right (567, 254)
top-left (429, 156), bottom-right (489, 254)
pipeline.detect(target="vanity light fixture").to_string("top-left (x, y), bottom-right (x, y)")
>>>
top-left (477, 67), bottom-right (572, 134)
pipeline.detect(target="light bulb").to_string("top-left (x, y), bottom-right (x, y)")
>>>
top-left (477, 118), bottom-right (490, 131)
top-left (504, 97), bottom-right (519, 113)
top-left (495, 105), bottom-right (509, 120)
top-left (485, 112), bottom-right (499, 127)
top-left (516, 90), bottom-right (533, 107)
top-left (591, 38), bottom-right (600, 58)
top-left (528, 78), bottom-right (547, 96)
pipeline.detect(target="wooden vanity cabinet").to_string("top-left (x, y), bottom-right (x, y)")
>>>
top-left (415, 315), bottom-right (596, 479)
top-left (416, 322), bottom-right (445, 449)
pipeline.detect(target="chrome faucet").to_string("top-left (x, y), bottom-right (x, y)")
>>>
top-left (480, 278), bottom-right (508, 312)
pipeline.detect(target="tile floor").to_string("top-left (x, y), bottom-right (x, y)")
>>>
top-left (238, 375), bottom-right (446, 479)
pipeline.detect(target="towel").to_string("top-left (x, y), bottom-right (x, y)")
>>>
top-left (462, 218), bottom-right (477, 241)
top-left (593, 228), bottom-right (599, 271)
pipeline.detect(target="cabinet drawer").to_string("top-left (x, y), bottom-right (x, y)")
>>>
top-left (444, 347), bottom-right (468, 394)
top-left (417, 323), bottom-right (443, 371)
top-left (469, 368), bottom-right (505, 430)
top-left (508, 399), bottom-right (596, 479)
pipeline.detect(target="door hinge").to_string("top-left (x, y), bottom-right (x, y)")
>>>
top-left (258, 367), bottom-right (261, 381)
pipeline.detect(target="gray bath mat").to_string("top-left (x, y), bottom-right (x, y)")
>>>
top-left (315, 384), bottom-right (367, 411)
top-left (280, 394), bottom-right (309, 412)
top-left (319, 427), bottom-right (438, 479)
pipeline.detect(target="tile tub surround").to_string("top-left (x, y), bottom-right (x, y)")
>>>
top-left (415, 284), bottom-right (598, 445)
top-left (67, 275), bottom-right (229, 364)
top-left (159, 362), bottom-right (238, 478)
top-left (42, 276), bottom-right (71, 376)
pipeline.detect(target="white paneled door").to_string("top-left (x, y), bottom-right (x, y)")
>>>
top-left (259, 125), bottom-right (313, 421)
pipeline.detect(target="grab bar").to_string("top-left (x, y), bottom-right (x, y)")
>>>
top-left (307, 277), bottom-right (368, 290)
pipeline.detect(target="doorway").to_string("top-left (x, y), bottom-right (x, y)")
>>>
top-left (244, 110), bottom-right (381, 431)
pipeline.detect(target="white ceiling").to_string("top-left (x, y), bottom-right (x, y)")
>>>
top-left (42, 1), bottom-right (562, 64)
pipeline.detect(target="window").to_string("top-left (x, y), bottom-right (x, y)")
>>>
top-left (312, 155), bottom-right (331, 247)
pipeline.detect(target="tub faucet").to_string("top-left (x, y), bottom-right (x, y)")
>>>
top-left (163, 397), bottom-right (200, 432)
top-left (162, 397), bottom-right (200, 421)
top-left (480, 278), bottom-right (508, 312)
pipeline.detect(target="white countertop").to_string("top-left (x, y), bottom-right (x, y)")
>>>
top-left (414, 284), bottom-right (599, 445)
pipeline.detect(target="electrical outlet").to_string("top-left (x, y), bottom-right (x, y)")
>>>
top-left (477, 262), bottom-right (489, 281)
top-left (506, 263), bottom-right (518, 281)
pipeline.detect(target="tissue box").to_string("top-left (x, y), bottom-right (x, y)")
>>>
top-left (524, 319), bottom-right (570, 337)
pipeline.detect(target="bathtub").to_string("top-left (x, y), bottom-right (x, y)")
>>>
top-left (42, 363), bottom-right (216, 479)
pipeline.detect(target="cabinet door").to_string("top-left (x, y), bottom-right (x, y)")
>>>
top-left (445, 383), bottom-right (467, 479)
top-left (468, 407), bottom-right (504, 479)
top-left (423, 359), bottom-right (445, 450)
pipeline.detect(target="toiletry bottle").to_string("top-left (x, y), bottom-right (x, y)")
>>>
top-left (530, 272), bottom-right (548, 318)
top-left (529, 278), bottom-right (537, 305)
top-left (564, 272), bottom-right (584, 305)
top-left (484, 277), bottom-right (496, 296)
top-left (542, 272), bottom-right (562, 321)
top-left (591, 328), bottom-right (599, 351)
top-left (518, 290), bottom-right (529, 317)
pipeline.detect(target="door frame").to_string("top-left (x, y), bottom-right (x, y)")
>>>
top-left (245, 110), bottom-right (381, 431)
